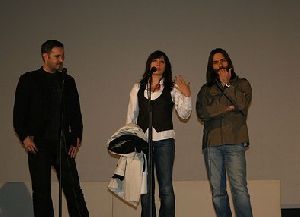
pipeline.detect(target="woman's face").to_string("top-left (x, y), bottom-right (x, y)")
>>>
top-left (150, 56), bottom-right (166, 76)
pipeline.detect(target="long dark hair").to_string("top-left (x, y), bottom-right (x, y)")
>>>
top-left (206, 48), bottom-right (236, 87)
top-left (140, 50), bottom-right (174, 91)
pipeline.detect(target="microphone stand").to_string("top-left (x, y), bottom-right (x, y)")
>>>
top-left (57, 69), bottom-right (82, 217)
top-left (146, 76), bottom-right (154, 217)
top-left (58, 69), bottom-right (66, 217)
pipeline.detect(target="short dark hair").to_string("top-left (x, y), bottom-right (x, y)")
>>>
top-left (206, 48), bottom-right (236, 86)
top-left (140, 50), bottom-right (174, 91)
top-left (41, 40), bottom-right (64, 55)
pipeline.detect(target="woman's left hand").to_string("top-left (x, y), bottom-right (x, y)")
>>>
top-left (175, 75), bottom-right (191, 97)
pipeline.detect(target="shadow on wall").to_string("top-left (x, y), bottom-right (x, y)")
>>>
top-left (0, 182), bottom-right (33, 217)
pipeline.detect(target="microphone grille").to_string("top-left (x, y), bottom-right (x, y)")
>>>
top-left (150, 66), bottom-right (157, 72)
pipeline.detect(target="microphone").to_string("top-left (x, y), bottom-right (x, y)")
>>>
top-left (147, 66), bottom-right (157, 77)
top-left (59, 67), bottom-right (67, 74)
top-left (57, 67), bottom-right (67, 78)
top-left (57, 68), bottom-right (67, 85)
top-left (141, 67), bottom-right (157, 84)
top-left (62, 67), bottom-right (67, 73)
top-left (62, 68), bottom-right (67, 78)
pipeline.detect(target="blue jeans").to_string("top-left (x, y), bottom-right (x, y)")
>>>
top-left (141, 139), bottom-right (175, 217)
top-left (204, 144), bottom-right (253, 217)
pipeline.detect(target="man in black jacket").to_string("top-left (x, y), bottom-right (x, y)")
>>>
top-left (13, 40), bottom-right (89, 217)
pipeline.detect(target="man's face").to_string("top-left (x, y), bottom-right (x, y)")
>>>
top-left (212, 53), bottom-right (229, 72)
top-left (43, 47), bottom-right (64, 72)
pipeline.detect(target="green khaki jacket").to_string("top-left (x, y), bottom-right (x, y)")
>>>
top-left (196, 77), bottom-right (252, 149)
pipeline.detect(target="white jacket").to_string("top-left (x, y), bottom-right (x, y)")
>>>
top-left (107, 123), bottom-right (148, 207)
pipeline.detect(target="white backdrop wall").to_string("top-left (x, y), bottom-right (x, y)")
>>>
top-left (0, 0), bottom-right (299, 208)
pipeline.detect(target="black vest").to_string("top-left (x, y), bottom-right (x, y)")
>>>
top-left (137, 84), bottom-right (174, 132)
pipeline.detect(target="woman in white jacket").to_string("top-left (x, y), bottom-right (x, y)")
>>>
top-left (126, 50), bottom-right (192, 217)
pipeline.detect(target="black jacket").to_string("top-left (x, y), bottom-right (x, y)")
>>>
top-left (13, 67), bottom-right (83, 143)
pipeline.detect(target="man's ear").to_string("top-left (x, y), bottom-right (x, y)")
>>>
top-left (42, 53), bottom-right (48, 62)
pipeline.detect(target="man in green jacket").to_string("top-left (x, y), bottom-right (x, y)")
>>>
top-left (196, 48), bottom-right (253, 217)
